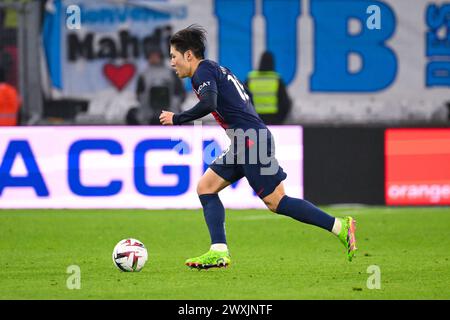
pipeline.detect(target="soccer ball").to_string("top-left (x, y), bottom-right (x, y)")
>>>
top-left (112, 238), bottom-right (148, 272)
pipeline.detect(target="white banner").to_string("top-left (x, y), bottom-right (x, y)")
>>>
top-left (0, 126), bottom-right (303, 209)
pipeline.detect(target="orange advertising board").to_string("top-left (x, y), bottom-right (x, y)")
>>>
top-left (386, 129), bottom-right (450, 205)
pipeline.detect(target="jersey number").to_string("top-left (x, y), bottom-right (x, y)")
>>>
top-left (227, 74), bottom-right (249, 102)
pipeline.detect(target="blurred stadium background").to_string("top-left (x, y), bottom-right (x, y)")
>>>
top-left (0, 0), bottom-right (449, 300)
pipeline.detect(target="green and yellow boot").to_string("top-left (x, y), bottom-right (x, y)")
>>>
top-left (337, 216), bottom-right (357, 262)
top-left (185, 250), bottom-right (231, 269)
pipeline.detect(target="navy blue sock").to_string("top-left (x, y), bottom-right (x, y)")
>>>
top-left (276, 196), bottom-right (335, 232)
top-left (199, 194), bottom-right (227, 244)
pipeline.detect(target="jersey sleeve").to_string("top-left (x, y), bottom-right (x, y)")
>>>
top-left (192, 63), bottom-right (218, 95)
top-left (172, 90), bottom-right (217, 125)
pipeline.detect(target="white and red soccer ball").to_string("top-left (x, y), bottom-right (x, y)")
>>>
top-left (112, 238), bottom-right (148, 272)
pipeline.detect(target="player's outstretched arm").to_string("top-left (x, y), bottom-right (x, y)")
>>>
top-left (160, 90), bottom-right (217, 126)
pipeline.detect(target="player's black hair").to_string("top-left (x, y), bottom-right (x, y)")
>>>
top-left (170, 24), bottom-right (206, 59)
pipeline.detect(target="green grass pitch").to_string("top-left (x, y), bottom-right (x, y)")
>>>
top-left (0, 207), bottom-right (449, 299)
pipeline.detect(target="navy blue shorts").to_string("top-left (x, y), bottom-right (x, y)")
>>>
top-left (208, 130), bottom-right (287, 199)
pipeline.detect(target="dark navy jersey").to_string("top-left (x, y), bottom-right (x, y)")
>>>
top-left (192, 60), bottom-right (267, 130)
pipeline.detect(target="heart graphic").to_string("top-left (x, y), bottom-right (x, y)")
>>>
top-left (103, 63), bottom-right (136, 91)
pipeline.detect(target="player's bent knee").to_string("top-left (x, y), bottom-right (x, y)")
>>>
top-left (196, 179), bottom-right (217, 195)
top-left (196, 181), bottom-right (209, 195)
top-left (197, 171), bottom-right (230, 195)
top-left (263, 187), bottom-right (285, 213)
top-left (264, 199), bottom-right (281, 213)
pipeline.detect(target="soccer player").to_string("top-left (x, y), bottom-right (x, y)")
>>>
top-left (160, 25), bottom-right (357, 269)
